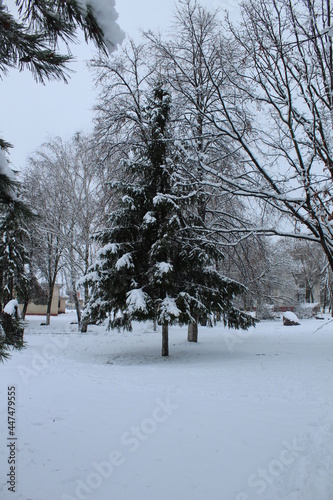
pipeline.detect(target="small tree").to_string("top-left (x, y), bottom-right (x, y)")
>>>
top-left (59, 133), bottom-right (106, 329)
top-left (0, 204), bottom-right (28, 361)
top-left (83, 82), bottom-right (254, 355)
top-left (25, 144), bottom-right (70, 325)
top-left (0, 202), bottom-right (29, 309)
top-left (0, 299), bottom-right (25, 362)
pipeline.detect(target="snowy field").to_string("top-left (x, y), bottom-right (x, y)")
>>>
top-left (1, 311), bottom-right (333, 500)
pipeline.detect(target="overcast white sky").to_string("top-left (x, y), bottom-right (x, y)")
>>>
top-left (2, 0), bottom-right (239, 170)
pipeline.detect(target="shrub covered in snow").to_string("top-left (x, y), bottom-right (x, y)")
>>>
top-left (295, 302), bottom-right (321, 319)
top-left (0, 300), bottom-right (25, 361)
top-left (282, 311), bottom-right (300, 326)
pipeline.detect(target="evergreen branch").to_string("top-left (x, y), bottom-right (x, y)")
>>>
top-left (0, 4), bottom-right (72, 83)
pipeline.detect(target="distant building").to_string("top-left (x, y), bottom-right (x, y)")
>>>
top-left (19, 284), bottom-right (66, 316)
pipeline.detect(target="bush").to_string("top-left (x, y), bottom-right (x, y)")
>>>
top-left (0, 300), bottom-right (25, 362)
top-left (295, 302), bottom-right (320, 319)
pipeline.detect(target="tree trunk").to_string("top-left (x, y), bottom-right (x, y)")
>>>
top-left (22, 300), bottom-right (29, 320)
top-left (0, 269), bottom-right (3, 312)
top-left (161, 322), bottom-right (169, 356)
top-left (80, 242), bottom-right (89, 333)
top-left (187, 321), bottom-right (198, 342)
top-left (84, 243), bottom-right (90, 304)
top-left (80, 318), bottom-right (88, 333)
top-left (45, 286), bottom-right (54, 325)
top-left (73, 287), bottom-right (81, 331)
top-left (322, 280), bottom-right (328, 314)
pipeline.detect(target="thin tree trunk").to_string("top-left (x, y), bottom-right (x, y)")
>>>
top-left (80, 242), bottom-right (89, 333)
top-left (187, 321), bottom-right (198, 342)
top-left (0, 269), bottom-right (3, 312)
top-left (22, 300), bottom-right (29, 320)
top-left (73, 286), bottom-right (81, 330)
top-left (322, 280), bottom-right (327, 314)
top-left (45, 285), bottom-right (54, 325)
top-left (84, 243), bottom-right (90, 304)
top-left (162, 322), bottom-right (169, 356)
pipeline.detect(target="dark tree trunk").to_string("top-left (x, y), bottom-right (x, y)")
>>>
top-left (22, 300), bottom-right (29, 320)
top-left (45, 285), bottom-right (54, 326)
top-left (162, 322), bottom-right (169, 356)
top-left (84, 243), bottom-right (90, 304)
top-left (80, 243), bottom-right (89, 333)
top-left (73, 286), bottom-right (81, 331)
top-left (187, 321), bottom-right (198, 342)
top-left (80, 318), bottom-right (88, 333)
top-left (0, 269), bottom-right (3, 312)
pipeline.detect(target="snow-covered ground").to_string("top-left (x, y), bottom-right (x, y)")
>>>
top-left (1, 311), bottom-right (333, 500)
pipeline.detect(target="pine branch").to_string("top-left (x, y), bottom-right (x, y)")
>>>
top-left (0, 4), bottom-right (72, 83)
top-left (15, 0), bottom-right (108, 53)
top-left (0, 138), bottom-right (13, 151)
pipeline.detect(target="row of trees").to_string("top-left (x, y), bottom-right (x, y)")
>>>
top-left (2, 127), bottom-right (329, 319)
top-left (3, 0), bottom-right (333, 359)
top-left (1, 134), bottom-right (105, 316)
top-left (82, 0), bottom-right (333, 354)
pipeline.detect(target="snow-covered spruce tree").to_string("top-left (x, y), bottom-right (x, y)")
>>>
top-left (0, 203), bottom-right (28, 307)
top-left (83, 82), bottom-right (254, 356)
top-left (147, 1), bottom-right (257, 342)
top-left (0, 201), bottom-right (29, 361)
top-left (0, 147), bottom-right (17, 204)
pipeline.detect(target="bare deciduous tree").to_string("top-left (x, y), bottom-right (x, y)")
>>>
top-left (25, 134), bottom-right (105, 325)
top-left (182, 0), bottom-right (333, 274)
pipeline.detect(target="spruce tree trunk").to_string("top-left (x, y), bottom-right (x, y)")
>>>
top-left (162, 323), bottom-right (169, 356)
top-left (187, 321), bottom-right (198, 342)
